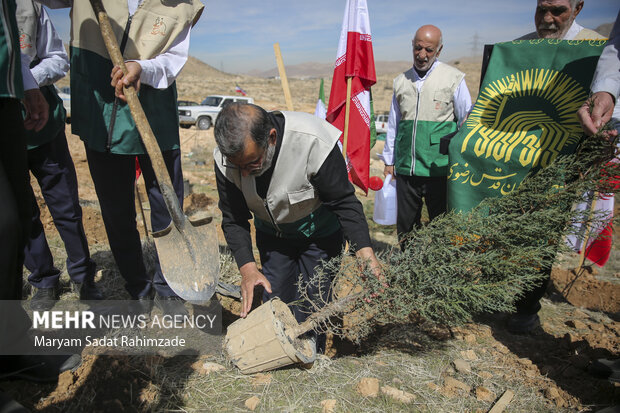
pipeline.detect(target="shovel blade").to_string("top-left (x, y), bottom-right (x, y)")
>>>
top-left (153, 216), bottom-right (219, 303)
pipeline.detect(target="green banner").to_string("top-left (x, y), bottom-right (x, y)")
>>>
top-left (447, 39), bottom-right (606, 212)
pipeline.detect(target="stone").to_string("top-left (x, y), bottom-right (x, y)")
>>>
top-left (545, 386), bottom-right (560, 400)
top-left (479, 371), bottom-right (493, 380)
top-left (381, 385), bottom-right (416, 404)
top-left (475, 386), bottom-right (496, 402)
top-left (444, 376), bottom-right (471, 393)
top-left (565, 319), bottom-right (587, 330)
top-left (191, 361), bottom-right (225, 375)
top-left (356, 377), bottom-right (380, 398)
top-left (251, 373), bottom-right (272, 387)
top-left (453, 359), bottom-right (472, 374)
top-left (461, 350), bottom-right (478, 361)
top-left (245, 396), bottom-right (260, 411)
top-left (320, 399), bottom-right (337, 413)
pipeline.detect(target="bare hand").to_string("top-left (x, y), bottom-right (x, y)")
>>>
top-left (238, 262), bottom-right (272, 318)
top-left (111, 61), bottom-right (142, 102)
top-left (383, 165), bottom-right (395, 179)
top-left (22, 89), bottom-right (49, 131)
top-left (577, 91), bottom-right (617, 138)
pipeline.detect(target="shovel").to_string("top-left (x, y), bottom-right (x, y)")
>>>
top-left (90, 0), bottom-right (218, 302)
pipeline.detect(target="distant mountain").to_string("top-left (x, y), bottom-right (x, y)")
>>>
top-left (179, 56), bottom-right (235, 79)
top-left (245, 60), bottom-right (413, 78)
top-left (595, 22), bottom-right (613, 38)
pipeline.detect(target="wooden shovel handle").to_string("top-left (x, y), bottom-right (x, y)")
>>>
top-left (90, 0), bottom-right (184, 229)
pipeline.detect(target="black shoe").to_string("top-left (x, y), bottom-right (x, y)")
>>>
top-left (0, 390), bottom-right (29, 413)
top-left (589, 358), bottom-right (620, 379)
top-left (72, 280), bottom-right (103, 301)
top-left (506, 313), bottom-right (540, 334)
top-left (131, 293), bottom-right (154, 315)
top-left (154, 295), bottom-right (188, 317)
top-left (30, 287), bottom-right (58, 311)
top-left (1, 354), bottom-right (81, 383)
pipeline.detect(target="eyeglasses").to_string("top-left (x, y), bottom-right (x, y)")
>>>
top-left (221, 149), bottom-right (265, 173)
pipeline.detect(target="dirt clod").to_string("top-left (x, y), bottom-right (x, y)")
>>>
top-left (245, 396), bottom-right (260, 411)
top-left (321, 399), bottom-right (337, 413)
top-left (380, 385), bottom-right (416, 403)
top-left (356, 377), bottom-right (380, 398)
top-left (475, 386), bottom-right (496, 402)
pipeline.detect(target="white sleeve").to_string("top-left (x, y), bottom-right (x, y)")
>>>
top-left (20, 53), bottom-right (38, 91)
top-left (590, 11), bottom-right (620, 102)
top-left (453, 78), bottom-right (473, 126)
top-left (30, 7), bottom-right (69, 87)
top-left (131, 24), bottom-right (191, 89)
top-left (382, 94), bottom-right (400, 165)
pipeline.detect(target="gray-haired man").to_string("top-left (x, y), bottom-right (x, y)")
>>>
top-left (213, 103), bottom-right (380, 351)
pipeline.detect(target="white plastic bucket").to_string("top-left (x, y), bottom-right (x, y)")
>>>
top-left (373, 174), bottom-right (397, 225)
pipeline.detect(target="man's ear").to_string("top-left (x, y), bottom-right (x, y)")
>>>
top-left (269, 128), bottom-right (277, 145)
top-left (436, 44), bottom-right (443, 58)
top-left (573, 1), bottom-right (584, 17)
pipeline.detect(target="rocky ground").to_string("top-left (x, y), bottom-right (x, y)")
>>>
top-left (2, 58), bottom-right (619, 412)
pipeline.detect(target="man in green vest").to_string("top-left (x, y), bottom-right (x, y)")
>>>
top-left (39, 0), bottom-right (204, 313)
top-left (214, 103), bottom-right (381, 352)
top-left (382, 25), bottom-right (472, 248)
top-left (16, 0), bottom-right (103, 311)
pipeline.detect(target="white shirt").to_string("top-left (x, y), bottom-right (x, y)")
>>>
top-left (20, 53), bottom-right (38, 90)
top-left (29, 5), bottom-right (69, 87)
top-left (36, 0), bottom-right (192, 89)
top-left (382, 61), bottom-right (473, 166)
top-left (563, 21), bottom-right (585, 41)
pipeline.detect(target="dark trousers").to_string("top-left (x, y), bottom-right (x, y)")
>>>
top-left (0, 99), bottom-right (31, 300)
top-left (514, 255), bottom-right (554, 315)
top-left (85, 147), bottom-right (183, 299)
top-left (0, 98), bottom-right (32, 353)
top-left (257, 230), bottom-right (345, 323)
top-left (396, 174), bottom-right (447, 247)
top-left (24, 131), bottom-right (95, 288)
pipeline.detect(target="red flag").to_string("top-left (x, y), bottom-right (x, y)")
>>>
top-left (585, 221), bottom-right (613, 267)
top-left (326, 0), bottom-right (376, 193)
top-left (135, 157), bottom-right (142, 179)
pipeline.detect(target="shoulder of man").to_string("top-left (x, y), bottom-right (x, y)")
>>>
top-left (281, 111), bottom-right (341, 146)
top-left (434, 61), bottom-right (465, 79)
top-left (515, 31), bottom-right (539, 40)
top-left (573, 28), bottom-right (605, 40)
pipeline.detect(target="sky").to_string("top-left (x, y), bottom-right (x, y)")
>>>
top-left (45, 1), bottom-right (619, 75)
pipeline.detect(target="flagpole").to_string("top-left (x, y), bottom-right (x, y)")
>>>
top-left (342, 77), bottom-right (353, 160)
top-left (273, 43), bottom-right (294, 111)
top-left (578, 192), bottom-right (598, 268)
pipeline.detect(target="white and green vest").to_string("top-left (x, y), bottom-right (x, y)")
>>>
top-left (16, 0), bottom-right (66, 150)
top-left (69, 0), bottom-right (204, 154)
top-left (394, 63), bottom-right (464, 177)
top-left (215, 111), bottom-right (342, 239)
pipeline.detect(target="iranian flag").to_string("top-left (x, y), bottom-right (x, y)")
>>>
top-left (326, 0), bottom-right (376, 193)
top-left (314, 78), bottom-right (327, 120)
